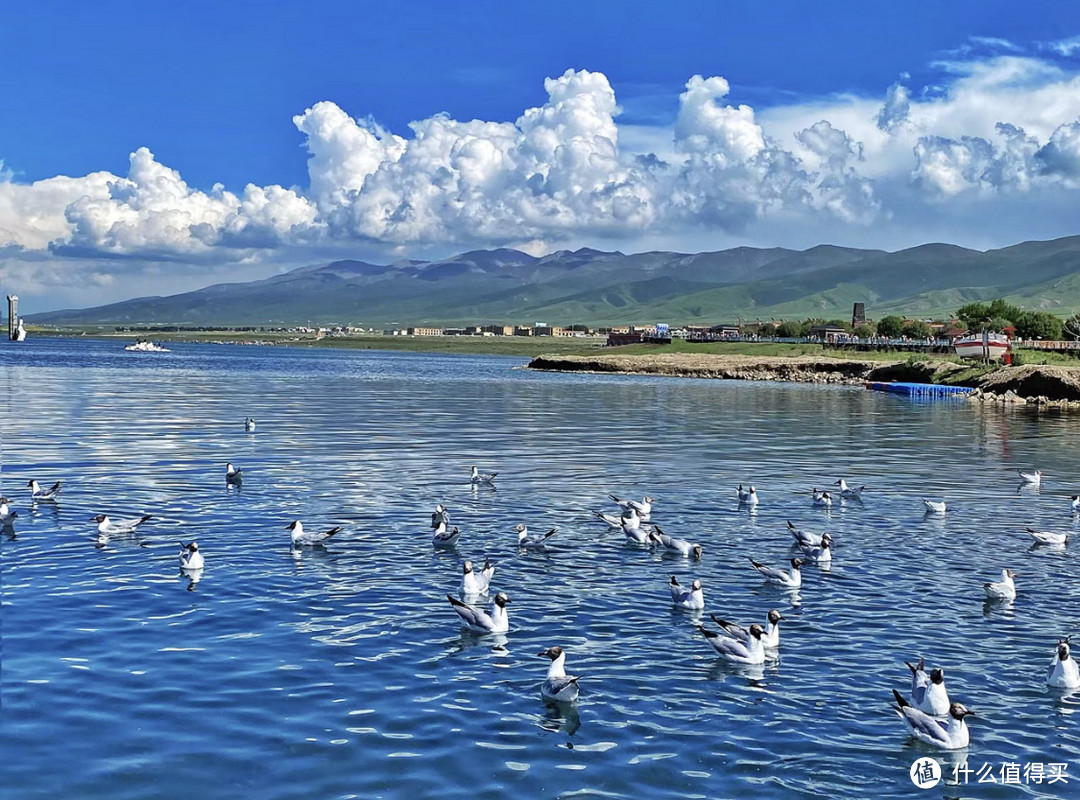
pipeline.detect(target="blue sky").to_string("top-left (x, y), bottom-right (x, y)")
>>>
top-left (4, 1), bottom-right (1080, 311)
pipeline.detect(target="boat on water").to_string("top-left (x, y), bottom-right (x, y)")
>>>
top-left (124, 340), bottom-right (171, 353)
top-left (15, 320), bottom-right (26, 341)
top-left (954, 331), bottom-right (1009, 360)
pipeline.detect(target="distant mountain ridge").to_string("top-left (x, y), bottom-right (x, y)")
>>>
top-left (28, 236), bottom-right (1080, 326)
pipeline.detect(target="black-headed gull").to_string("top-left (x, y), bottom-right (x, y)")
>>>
top-left (787, 520), bottom-right (826, 548)
top-left (595, 507), bottom-right (641, 529)
top-left (1048, 639), bottom-right (1080, 689)
top-left (834, 479), bottom-right (865, 499)
top-left (460, 559), bottom-right (494, 596)
top-left (470, 466), bottom-right (497, 487)
top-left (287, 520), bottom-right (342, 547)
top-left (905, 658), bottom-right (950, 717)
top-left (736, 484), bottom-right (759, 505)
top-left (798, 532), bottom-right (833, 562)
top-left (1026, 527), bottom-right (1069, 546)
top-left (1018, 469), bottom-right (1044, 485)
top-left (669, 575), bottom-right (705, 609)
top-left (0, 497), bottom-right (18, 526)
top-left (609, 494), bottom-right (652, 520)
top-left (651, 527), bottom-right (702, 558)
top-left (178, 541), bottom-right (205, 571)
top-left (92, 514), bottom-right (153, 536)
top-left (446, 591), bottom-right (509, 634)
top-left (697, 622), bottom-right (765, 664)
top-left (538, 646), bottom-right (581, 702)
top-left (749, 557), bottom-right (804, 588)
top-left (811, 488), bottom-right (832, 508)
top-left (244, 417), bottom-right (256, 432)
top-left (891, 690), bottom-right (973, 749)
top-left (924, 499), bottom-right (947, 514)
top-left (431, 504), bottom-right (450, 530)
top-left (1071, 495), bottom-right (1080, 512)
top-left (620, 516), bottom-right (652, 544)
top-left (225, 462), bottom-right (243, 484)
top-left (710, 609), bottom-right (784, 649)
top-left (28, 480), bottom-right (61, 501)
top-left (433, 523), bottom-right (461, 547)
top-left (515, 524), bottom-right (557, 548)
top-left (983, 568), bottom-right (1017, 600)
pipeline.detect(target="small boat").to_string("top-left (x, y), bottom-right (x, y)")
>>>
top-left (953, 331), bottom-right (1008, 360)
top-left (124, 340), bottom-right (171, 353)
top-left (14, 320), bottom-right (26, 341)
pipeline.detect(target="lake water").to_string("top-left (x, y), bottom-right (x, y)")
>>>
top-left (1, 337), bottom-right (1079, 799)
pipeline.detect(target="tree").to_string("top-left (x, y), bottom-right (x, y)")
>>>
top-left (987, 316), bottom-right (1012, 333)
top-left (956, 298), bottom-right (1022, 330)
top-left (902, 319), bottom-right (933, 339)
top-left (1013, 310), bottom-right (1063, 340)
top-left (775, 320), bottom-right (804, 338)
top-left (852, 322), bottom-right (876, 339)
top-left (876, 315), bottom-right (905, 338)
top-left (1065, 313), bottom-right (1080, 341)
top-left (825, 318), bottom-right (852, 332)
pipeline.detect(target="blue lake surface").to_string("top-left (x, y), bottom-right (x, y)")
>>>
top-left (1, 337), bottom-right (1079, 799)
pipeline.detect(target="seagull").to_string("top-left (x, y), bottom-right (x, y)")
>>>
top-left (609, 494), bottom-right (653, 520)
top-left (748, 557), bottom-right (804, 588)
top-left (697, 623), bottom-right (766, 664)
top-left (811, 488), bottom-right (832, 508)
top-left (798, 532), bottom-right (833, 562)
top-left (834, 479), bottom-right (865, 499)
top-left (287, 520), bottom-right (342, 547)
top-left (1026, 527), bottom-right (1069, 546)
top-left (225, 462), bottom-right (243, 484)
top-left (0, 497), bottom-right (18, 526)
top-left (905, 658), bottom-right (950, 717)
top-left (1048, 638), bottom-right (1080, 689)
top-left (650, 527), bottom-right (702, 558)
top-left (515, 524), bottom-right (557, 548)
top-left (924, 499), bottom-right (947, 514)
top-left (446, 591), bottom-right (510, 634)
top-left (244, 417), bottom-right (256, 432)
top-left (891, 690), bottom-right (973, 749)
top-left (787, 520), bottom-right (826, 548)
top-left (91, 514), bottom-right (153, 536)
top-left (431, 504), bottom-right (450, 530)
top-left (1071, 495), bottom-right (1080, 512)
top-left (595, 507), bottom-right (641, 529)
top-left (669, 575), bottom-right (705, 609)
top-left (737, 485), bottom-right (759, 505)
top-left (710, 609), bottom-right (785, 649)
top-left (470, 466), bottom-right (497, 487)
top-left (621, 516), bottom-right (652, 544)
top-left (28, 480), bottom-right (61, 501)
top-left (983, 568), bottom-right (1017, 600)
top-left (1018, 469), bottom-right (1044, 485)
top-left (538, 646), bottom-right (581, 702)
top-left (459, 559), bottom-right (495, 596)
top-left (433, 523), bottom-right (461, 547)
top-left (178, 541), bottom-right (205, 571)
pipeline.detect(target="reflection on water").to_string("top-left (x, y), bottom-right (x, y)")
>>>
top-left (1, 337), bottom-right (1080, 799)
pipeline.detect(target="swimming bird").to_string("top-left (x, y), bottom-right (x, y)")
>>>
top-left (905, 658), bottom-right (950, 717)
top-left (621, 516), bottom-right (652, 544)
top-left (609, 494), bottom-right (653, 520)
top-left (244, 417), bottom-right (256, 432)
top-left (538, 646), bottom-right (581, 702)
top-left (798, 532), bottom-right (833, 562)
top-left (1026, 527), bottom-right (1069, 546)
top-left (1071, 495), bottom-right (1080, 512)
top-left (287, 520), bottom-right (342, 547)
top-left (669, 575), bottom-right (705, 609)
top-left (749, 557), bottom-right (804, 588)
top-left (0, 497), bottom-right (18, 526)
top-left (446, 591), bottom-right (510, 634)
top-left (834, 479), bottom-right (865, 499)
top-left (651, 527), bottom-right (702, 558)
top-left (710, 609), bottom-right (785, 649)
top-left (459, 559), bottom-right (495, 596)
top-left (983, 568), bottom-right (1017, 600)
top-left (787, 520), bottom-right (826, 548)
top-left (811, 488), bottom-right (832, 508)
top-left (737, 485), bottom-right (759, 505)
top-left (433, 523), bottom-right (461, 547)
top-left (28, 480), bottom-right (61, 501)
top-left (515, 524), bottom-right (557, 548)
top-left (891, 690), bottom-right (973, 749)
top-left (470, 466), bottom-right (497, 487)
top-left (225, 462), bottom-right (243, 484)
top-left (1047, 639), bottom-right (1080, 689)
top-left (431, 504), bottom-right (450, 530)
top-left (924, 499), bottom-right (947, 514)
top-left (1018, 469), bottom-right (1044, 485)
top-left (697, 623), bottom-right (766, 664)
top-left (595, 507), bottom-right (641, 529)
top-left (178, 541), bottom-right (205, 571)
top-left (91, 514), bottom-right (153, 536)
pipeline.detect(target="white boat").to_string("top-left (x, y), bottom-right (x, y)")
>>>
top-left (15, 320), bottom-right (26, 341)
top-left (124, 340), bottom-right (171, 353)
top-left (954, 331), bottom-right (1009, 360)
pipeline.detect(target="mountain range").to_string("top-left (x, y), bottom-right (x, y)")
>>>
top-left (28, 236), bottom-right (1080, 327)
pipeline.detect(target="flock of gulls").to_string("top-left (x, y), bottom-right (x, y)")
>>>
top-left (2, 428), bottom-right (1078, 754)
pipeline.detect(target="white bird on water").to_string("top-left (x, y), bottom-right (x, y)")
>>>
top-left (515, 524), bottom-right (557, 548)
top-left (1048, 639), bottom-right (1080, 690)
top-left (797, 532), bottom-right (833, 562)
top-left (834, 479), bottom-right (866, 499)
top-left (924, 499), bottom-right (947, 514)
top-left (446, 591), bottom-right (510, 634)
top-left (244, 417), bottom-right (256, 432)
top-left (595, 507), bottom-right (642, 529)
top-left (1071, 495), bottom-right (1080, 513)
top-left (669, 575), bottom-right (705, 609)
top-left (433, 523), bottom-right (461, 547)
top-left (225, 462), bottom-right (243, 483)
top-left (811, 488), bottom-right (832, 508)
top-left (470, 466), bottom-right (497, 487)
top-left (737, 485), bottom-right (759, 505)
top-left (459, 559), bottom-right (495, 596)
top-left (1018, 469), bottom-right (1044, 486)
top-left (178, 541), bottom-right (205, 571)
top-left (905, 658), bottom-right (950, 717)
top-left (697, 622), bottom-right (766, 664)
top-left (891, 690), bottom-right (974, 749)
top-left (538, 646), bottom-right (581, 702)
top-left (983, 568), bottom-right (1017, 600)
top-left (650, 527), bottom-right (702, 558)
top-left (431, 504), bottom-right (450, 530)
top-left (748, 557), bottom-right (804, 588)
top-left (710, 609), bottom-right (785, 649)
top-left (287, 520), bottom-right (342, 547)
top-left (1026, 527), bottom-right (1069, 546)
top-left (92, 514), bottom-right (153, 536)
top-left (620, 516), bottom-right (652, 544)
top-left (0, 497), bottom-right (18, 526)
top-left (28, 480), bottom-right (62, 501)
top-left (609, 494), bottom-right (653, 520)
top-left (787, 520), bottom-right (827, 548)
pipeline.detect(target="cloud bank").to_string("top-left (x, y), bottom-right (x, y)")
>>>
top-left (8, 42), bottom-right (1080, 307)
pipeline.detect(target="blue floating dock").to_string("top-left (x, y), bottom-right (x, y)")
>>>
top-left (865, 381), bottom-right (974, 398)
